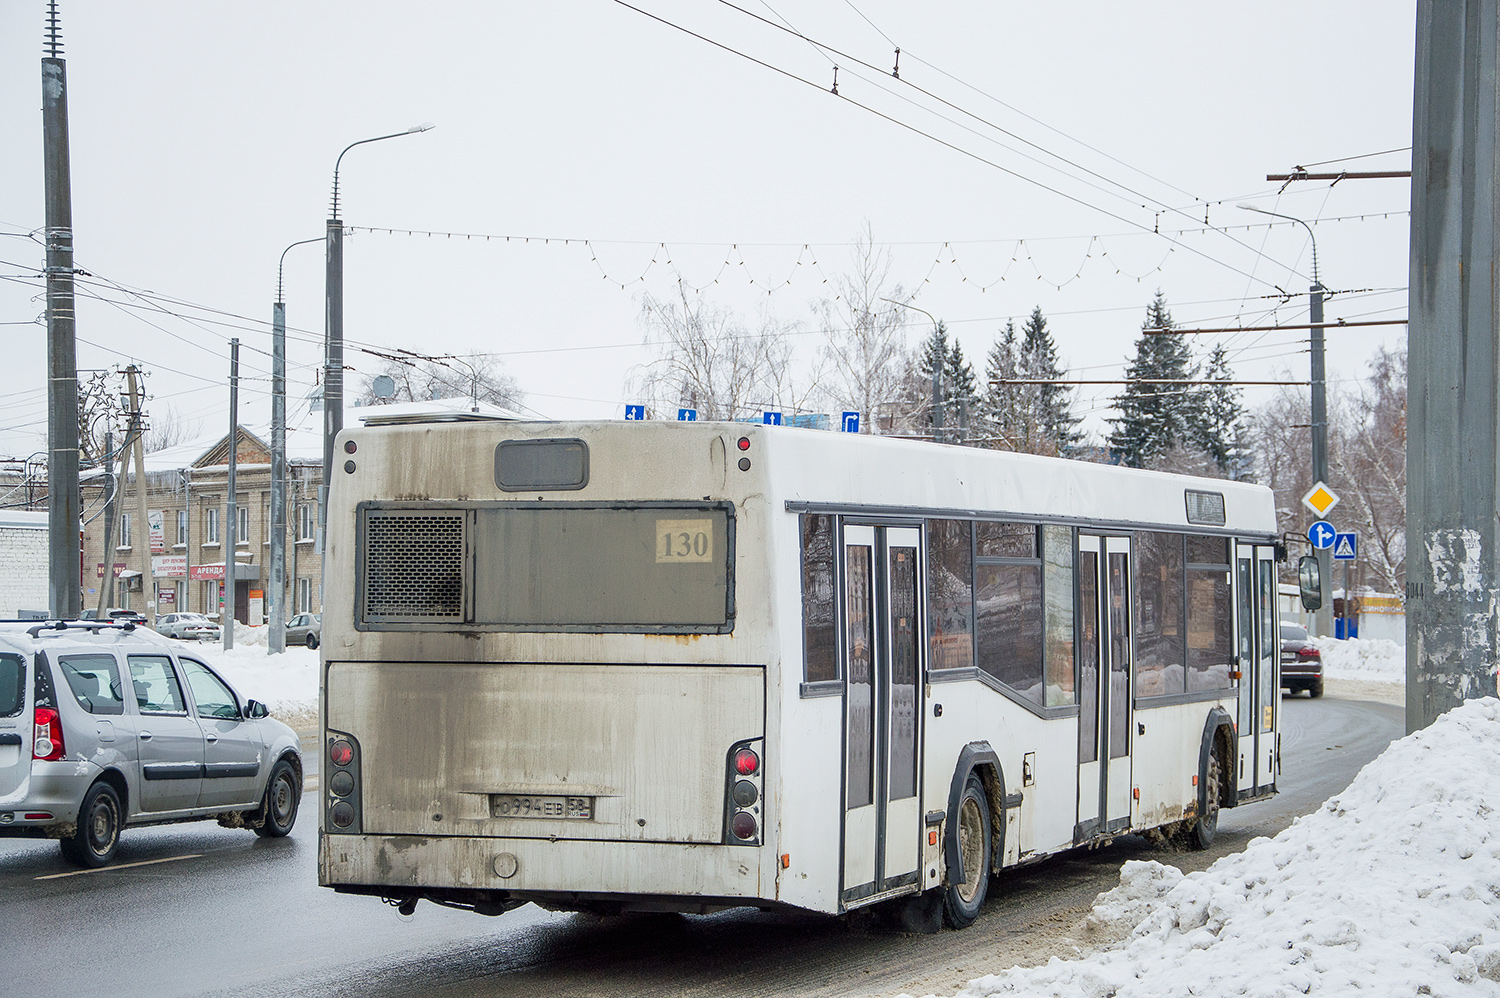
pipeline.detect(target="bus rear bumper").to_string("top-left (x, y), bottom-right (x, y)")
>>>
top-left (319, 831), bottom-right (772, 910)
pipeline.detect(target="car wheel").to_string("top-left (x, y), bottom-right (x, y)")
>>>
top-left (1188, 754), bottom-right (1221, 850)
top-left (60, 780), bottom-right (122, 868)
top-left (943, 773), bottom-right (992, 929)
top-left (254, 758), bottom-right (300, 838)
top-left (305, 634), bottom-right (319, 650)
top-left (1310, 679), bottom-right (1325, 698)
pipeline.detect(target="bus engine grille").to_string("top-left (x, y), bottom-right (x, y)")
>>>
top-left (361, 510), bottom-right (467, 622)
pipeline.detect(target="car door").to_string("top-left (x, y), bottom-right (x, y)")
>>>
top-left (127, 654), bottom-right (204, 812)
top-left (178, 656), bottom-right (264, 808)
top-left (0, 651), bottom-right (29, 804)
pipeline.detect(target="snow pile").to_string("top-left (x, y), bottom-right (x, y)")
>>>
top-left (185, 638), bottom-right (318, 725)
top-left (1313, 635), bottom-right (1405, 683)
top-left (919, 697), bottom-right (1500, 998)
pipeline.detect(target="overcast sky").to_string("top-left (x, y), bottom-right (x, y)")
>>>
top-left (0, 1), bottom-right (1415, 458)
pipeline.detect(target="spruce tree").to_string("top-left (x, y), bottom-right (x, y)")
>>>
top-left (1018, 306), bottom-right (1082, 456)
top-left (1197, 343), bottom-right (1246, 476)
top-left (945, 338), bottom-right (979, 440)
top-left (980, 321), bottom-right (1020, 449)
top-left (914, 321), bottom-right (976, 441)
top-left (1107, 292), bottom-right (1198, 467)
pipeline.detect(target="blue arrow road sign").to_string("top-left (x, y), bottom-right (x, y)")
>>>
top-left (841, 411), bottom-right (860, 433)
top-left (677, 408), bottom-right (697, 421)
top-left (762, 411), bottom-right (782, 425)
top-left (1307, 520), bottom-right (1336, 550)
top-left (624, 404), bottom-right (646, 420)
top-left (1333, 532), bottom-right (1357, 561)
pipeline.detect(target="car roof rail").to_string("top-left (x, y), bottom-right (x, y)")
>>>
top-left (23, 619), bottom-right (138, 639)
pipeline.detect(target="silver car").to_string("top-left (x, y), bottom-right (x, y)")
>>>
top-left (156, 612), bottom-right (222, 643)
top-left (285, 613), bottom-right (321, 650)
top-left (0, 621), bottom-right (303, 867)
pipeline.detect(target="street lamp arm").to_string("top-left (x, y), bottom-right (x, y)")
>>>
top-left (330, 123), bottom-right (436, 219)
top-left (277, 237), bottom-right (323, 304)
top-left (1237, 204), bottom-right (1320, 287)
top-left (881, 296), bottom-right (937, 328)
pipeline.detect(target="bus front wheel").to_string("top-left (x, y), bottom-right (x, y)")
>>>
top-left (943, 774), bottom-right (992, 929)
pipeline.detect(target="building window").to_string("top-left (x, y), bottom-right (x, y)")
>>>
top-left (298, 502), bottom-right (316, 541)
top-left (118, 512), bottom-right (131, 548)
top-left (205, 507), bottom-right (219, 544)
top-left (297, 577), bottom-right (312, 614)
top-left (175, 509), bottom-right (188, 546)
top-left (237, 505), bottom-right (250, 545)
top-left (204, 580), bottom-right (221, 616)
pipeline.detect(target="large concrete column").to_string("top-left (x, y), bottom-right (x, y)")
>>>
top-left (1406, 1), bottom-right (1500, 730)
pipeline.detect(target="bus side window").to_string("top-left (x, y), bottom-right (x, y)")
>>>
top-left (800, 514), bottom-right (838, 683)
top-left (926, 519), bottom-right (974, 671)
top-left (976, 522), bottom-right (1045, 706)
top-left (1134, 531), bottom-right (1185, 698)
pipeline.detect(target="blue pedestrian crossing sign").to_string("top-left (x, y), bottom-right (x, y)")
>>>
top-left (1307, 520), bottom-right (1336, 550)
top-left (841, 411), bottom-right (860, 433)
top-left (1333, 532), bottom-right (1357, 561)
top-left (624, 404), bottom-right (646, 420)
top-left (677, 408), bottom-right (698, 422)
top-left (762, 411), bottom-right (782, 426)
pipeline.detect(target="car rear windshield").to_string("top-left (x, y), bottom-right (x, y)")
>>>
top-left (1280, 623), bottom-right (1308, 641)
top-left (58, 654), bottom-right (126, 716)
top-left (0, 654), bottom-right (23, 717)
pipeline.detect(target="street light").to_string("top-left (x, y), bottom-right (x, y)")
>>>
top-left (1238, 204), bottom-right (1332, 638)
top-left (321, 124), bottom-right (435, 564)
top-left (883, 298), bottom-right (948, 442)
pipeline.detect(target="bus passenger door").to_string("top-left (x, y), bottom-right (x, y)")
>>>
top-left (1101, 537), bottom-right (1133, 831)
top-left (1075, 536), bottom-right (1103, 839)
top-left (840, 524), bottom-right (923, 905)
top-left (1234, 544), bottom-right (1279, 797)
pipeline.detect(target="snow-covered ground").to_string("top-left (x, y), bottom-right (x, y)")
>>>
top-left (907, 696), bottom-right (1500, 998)
top-left (185, 623), bottom-right (318, 730)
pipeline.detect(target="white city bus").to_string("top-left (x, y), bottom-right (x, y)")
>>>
top-left (319, 418), bottom-right (1282, 928)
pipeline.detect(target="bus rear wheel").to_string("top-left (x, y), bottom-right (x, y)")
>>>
top-left (943, 774), bottom-right (992, 929)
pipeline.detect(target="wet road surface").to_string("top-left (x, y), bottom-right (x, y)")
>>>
top-left (0, 691), bottom-right (1402, 997)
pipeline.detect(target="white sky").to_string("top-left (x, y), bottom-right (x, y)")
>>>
top-left (0, 1), bottom-right (1415, 457)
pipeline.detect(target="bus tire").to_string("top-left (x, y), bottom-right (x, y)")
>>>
top-left (1188, 754), bottom-right (1221, 850)
top-left (943, 774), bottom-right (991, 929)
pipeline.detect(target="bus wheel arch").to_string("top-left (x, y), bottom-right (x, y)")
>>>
top-left (942, 742), bottom-right (1004, 928)
top-left (1189, 710), bottom-right (1235, 849)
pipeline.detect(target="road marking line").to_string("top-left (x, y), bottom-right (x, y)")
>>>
top-left (35, 853), bottom-right (202, 880)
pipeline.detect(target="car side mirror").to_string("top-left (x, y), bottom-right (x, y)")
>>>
top-left (245, 699), bottom-right (269, 719)
top-left (1297, 555), bottom-right (1322, 611)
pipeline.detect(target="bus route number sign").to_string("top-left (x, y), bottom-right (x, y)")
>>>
top-left (490, 794), bottom-right (595, 820)
top-left (656, 518), bottom-right (714, 563)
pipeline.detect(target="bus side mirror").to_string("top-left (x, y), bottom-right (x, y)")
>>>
top-left (1298, 555), bottom-right (1322, 611)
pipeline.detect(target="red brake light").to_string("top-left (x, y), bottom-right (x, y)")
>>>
top-left (734, 747), bottom-right (759, 776)
top-left (329, 739), bottom-right (354, 767)
top-left (33, 707), bottom-right (64, 761)
top-left (1298, 648), bottom-right (1321, 659)
top-left (730, 811), bottom-right (758, 840)
top-left (737, 437), bottom-right (750, 451)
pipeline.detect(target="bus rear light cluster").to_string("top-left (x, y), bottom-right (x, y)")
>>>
top-left (325, 730), bottom-right (363, 834)
top-left (724, 738), bottom-right (764, 846)
top-left (33, 707), bottom-right (64, 761)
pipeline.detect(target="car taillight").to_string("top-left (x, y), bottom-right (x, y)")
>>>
top-left (33, 707), bottom-right (64, 761)
top-left (1298, 648), bottom-right (1321, 659)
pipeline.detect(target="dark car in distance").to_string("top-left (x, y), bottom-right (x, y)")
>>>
top-left (1280, 621), bottom-right (1324, 698)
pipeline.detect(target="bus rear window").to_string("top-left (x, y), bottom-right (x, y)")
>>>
top-left (472, 505), bottom-right (733, 630)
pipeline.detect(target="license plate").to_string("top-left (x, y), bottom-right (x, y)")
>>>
top-left (490, 794), bottom-right (594, 820)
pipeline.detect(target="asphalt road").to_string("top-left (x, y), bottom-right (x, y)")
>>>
top-left (0, 690), bottom-right (1403, 998)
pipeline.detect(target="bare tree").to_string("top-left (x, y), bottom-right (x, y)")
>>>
top-left (1329, 345), bottom-right (1406, 592)
top-left (355, 353), bottom-right (523, 411)
top-left (813, 224), bottom-right (912, 432)
top-left (627, 281), bottom-right (817, 420)
top-left (143, 404), bottom-right (201, 453)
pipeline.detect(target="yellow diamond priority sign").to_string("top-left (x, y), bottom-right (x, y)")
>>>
top-left (1302, 480), bottom-right (1341, 518)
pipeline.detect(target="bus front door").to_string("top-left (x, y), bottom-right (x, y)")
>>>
top-left (1077, 535), bottom-right (1133, 837)
top-left (1234, 544), bottom-right (1279, 797)
top-left (841, 524), bottom-right (923, 905)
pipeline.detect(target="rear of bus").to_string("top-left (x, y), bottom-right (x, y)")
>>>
top-left (319, 419), bottom-right (782, 915)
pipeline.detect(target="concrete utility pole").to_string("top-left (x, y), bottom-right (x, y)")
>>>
top-left (321, 125), bottom-right (434, 559)
top-left (125, 367), bottom-right (152, 627)
top-left (1239, 205), bottom-right (1332, 638)
top-left (42, 3), bottom-right (81, 619)
top-left (1407, 0), bottom-right (1500, 729)
top-left (94, 430), bottom-right (114, 617)
top-left (224, 339), bottom-right (239, 651)
top-left (270, 239), bottom-right (318, 655)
